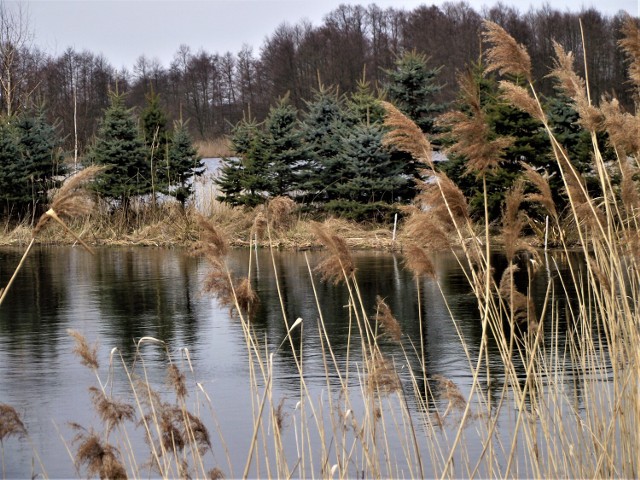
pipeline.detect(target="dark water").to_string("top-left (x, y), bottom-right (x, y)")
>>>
top-left (0, 246), bottom-right (586, 478)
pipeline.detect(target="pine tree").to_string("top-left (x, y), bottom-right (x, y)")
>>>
top-left (87, 91), bottom-right (150, 209)
top-left (385, 51), bottom-right (445, 137)
top-left (163, 119), bottom-right (204, 207)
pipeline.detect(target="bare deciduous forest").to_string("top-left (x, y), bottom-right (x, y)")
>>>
top-left (3, 2), bottom-right (636, 153)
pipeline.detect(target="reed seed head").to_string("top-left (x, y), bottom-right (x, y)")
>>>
top-left (499, 80), bottom-right (545, 123)
top-left (381, 100), bottom-right (433, 166)
top-left (438, 72), bottom-right (513, 176)
top-left (310, 222), bottom-right (355, 284)
top-left (375, 296), bottom-right (402, 343)
top-left (72, 426), bottom-right (128, 479)
top-left (88, 387), bottom-right (135, 434)
top-left (68, 329), bottom-right (100, 370)
top-left (194, 214), bottom-right (229, 260)
top-left (33, 165), bottom-right (104, 237)
top-left (618, 15), bottom-right (640, 89)
top-left (483, 20), bottom-right (532, 81)
top-left (367, 352), bottom-right (401, 395)
top-left (403, 243), bottom-right (437, 280)
top-left (267, 196), bottom-right (297, 231)
top-left (234, 277), bottom-right (260, 316)
top-left (501, 179), bottom-right (526, 262)
top-left (167, 363), bottom-right (188, 400)
top-left (0, 403), bottom-right (27, 442)
top-left (521, 163), bottom-right (558, 221)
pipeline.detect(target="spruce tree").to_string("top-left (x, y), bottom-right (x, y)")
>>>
top-left (87, 91), bottom-right (150, 209)
top-left (164, 119), bottom-right (204, 207)
top-left (329, 123), bottom-right (408, 219)
top-left (0, 110), bottom-right (64, 218)
top-left (299, 86), bottom-right (354, 203)
top-left (385, 51), bottom-right (445, 137)
top-left (262, 96), bottom-right (306, 198)
top-left (141, 90), bottom-right (170, 196)
top-left (216, 117), bottom-right (269, 207)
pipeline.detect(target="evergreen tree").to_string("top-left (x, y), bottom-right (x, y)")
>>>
top-left (141, 90), bottom-right (170, 196)
top-left (385, 51), bottom-right (445, 138)
top-left (262, 96), bottom-right (307, 198)
top-left (216, 117), bottom-right (269, 207)
top-left (347, 77), bottom-right (387, 125)
top-left (0, 110), bottom-right (64, 218)
top-left (0, 121), bottom-right (22, 215)
top-left (299, 86), bottom-right (354, 203)
top-left (87, 91), bottom-right (150, 209)
top-left (163, 119), bottom-right (204, 207)
top-left (440, 66), bottom-right (550, 221)
top-left (331, 123), bottom-right (408, 205)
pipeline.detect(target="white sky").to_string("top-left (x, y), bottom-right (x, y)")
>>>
top-left (14, 0), bottom-right (640, 70)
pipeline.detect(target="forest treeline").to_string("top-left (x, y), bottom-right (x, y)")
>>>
top-left (2, 1), bottom-right (637, 153)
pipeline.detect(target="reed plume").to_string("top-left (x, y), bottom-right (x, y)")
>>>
top-left (367, 352), bottom-right (401, 395)
top-left (548, 41), bottom-right (602, 131)
top-left (618, 15), bottom-right (640, 88)
top-left (72, 426), bottom-right (128, 479)
top-left (310, 221), bottom-right (354, 284)
top-left (498, 80), bottom-right (545, 123)
top-left (521, 163), bottom-right (559, 221)
top-left (374, 295), bottom-right (402, 343)
top-left (0, 167), bottom-right (103, 307)
top-left (501, 179), bottom-right (527, 262)
top-left (401, 209), bottom-right (450, 251)
top-left (417, 173), bottom-right (470, 226)
top-left (266, 196), bottom-right (297, 231)
top-left (381, 100), bottom-right (433, 165)
top-left (498, 263), bottom-right (537, 328)
top-left (599, 98), bottom-right (640, 158)
top-left (0, 403), bottom-right (27, 443)
top-left (483, 20), bottom-right (532, 81)
top-left (167, 363), bottom-right (188, 400)
top-left (437, 71), bottom-right (513, 176)
top-left (88, 387), bottom-right (135, 435)
top-left (403, 243), bottom-right (437, 280)
top-left (68, 329), bottom-right (100, 371)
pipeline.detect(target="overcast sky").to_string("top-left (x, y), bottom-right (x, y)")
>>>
top-left (15, 0), bottom-right (640, 70)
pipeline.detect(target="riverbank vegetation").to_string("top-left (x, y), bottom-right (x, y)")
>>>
top-left (1, 14), bottom-right (639, 479)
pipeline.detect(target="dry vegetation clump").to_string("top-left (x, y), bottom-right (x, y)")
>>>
top-left (194, 137), bottom-right (233, 158)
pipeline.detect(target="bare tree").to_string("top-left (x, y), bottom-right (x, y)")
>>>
top-left (0, 1), bottom-right (33, 116)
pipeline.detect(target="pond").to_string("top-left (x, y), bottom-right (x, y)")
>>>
top-left (0, 245), bottom-right (590, 478)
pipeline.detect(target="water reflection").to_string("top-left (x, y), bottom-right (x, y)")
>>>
top-left (0, 245), bottom-right (588, 478)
